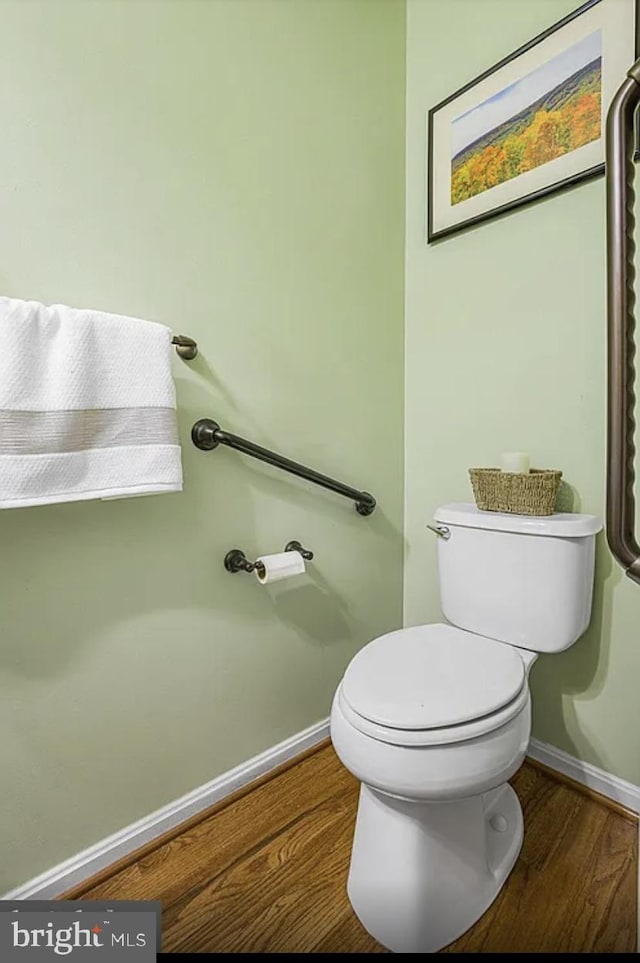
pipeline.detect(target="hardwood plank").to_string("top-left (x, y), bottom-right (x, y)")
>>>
top-left (310, 905), bottom-right (386, 954)
top-left (527, 755), bottom-right (640, 823)
top-left (70, 746), bottom-right (637, 954)
top-left (80, 746), bottom-right (352, 907)
top-left (513, 764), bottom-right (596, 873)
top-left (62, 737), bottom-right (331, 900)
top-left (445, 767), bottom-right (637, 953)
top-left (574, 811), bottom-right (637, 953)
top-left (162, 790), bottom-right (358, 953)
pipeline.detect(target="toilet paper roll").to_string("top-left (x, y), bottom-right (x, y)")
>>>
top-left (255, 551), bottom-right (305, 584)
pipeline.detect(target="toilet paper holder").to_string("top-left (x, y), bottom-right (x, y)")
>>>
top-left (224, 541), bottom-right (314, 575)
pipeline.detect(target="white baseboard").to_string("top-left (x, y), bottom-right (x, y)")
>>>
top-left (3, 718), bottom-right (331, 900)
top-left (5, 724), bottom-right (635, 901)
top-left (528, 738), bottom-right (640, 814)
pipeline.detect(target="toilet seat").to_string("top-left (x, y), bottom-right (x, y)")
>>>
top-left (337, 681), bottom-right (529, 746)
top-left (339, 623), bottom-right (528, 747)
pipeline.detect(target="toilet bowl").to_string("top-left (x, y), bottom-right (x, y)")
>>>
top-left (331, 503), bottom-right (602, 953)
top-left (331, 624), bottom-right (534, 953)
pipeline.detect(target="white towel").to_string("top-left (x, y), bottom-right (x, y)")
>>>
top-left (0, 296), bottom-right (183, 508)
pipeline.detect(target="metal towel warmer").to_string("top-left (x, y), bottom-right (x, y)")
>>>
top-left (606, 58), bottom-right (640, 584)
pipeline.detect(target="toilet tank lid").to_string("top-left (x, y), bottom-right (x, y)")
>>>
top-left (433, 503), bottom-right (602, 537)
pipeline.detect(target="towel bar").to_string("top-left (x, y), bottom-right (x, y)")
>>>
top-left (606, 57), bottom-right (640, 584)
top-left (192, 417), bottom-right (376, 515)
top-left (172, 335), bottom-right (198, 360)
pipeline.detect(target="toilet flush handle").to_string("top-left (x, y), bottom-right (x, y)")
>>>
top-left (427, 523), bottom-right (450, 540)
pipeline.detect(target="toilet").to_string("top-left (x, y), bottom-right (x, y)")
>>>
top-left (331, 502), bottom-right (602, 954)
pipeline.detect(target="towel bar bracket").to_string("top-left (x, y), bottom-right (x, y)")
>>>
top-left (172, 335), bottom-right (198, 360)
top-left (192, 418), bottom-right (221, 450)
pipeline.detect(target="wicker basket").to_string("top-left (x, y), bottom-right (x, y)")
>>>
top-left (469, 467), bottom-right (562, 516)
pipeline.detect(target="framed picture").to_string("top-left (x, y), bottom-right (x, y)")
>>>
top-left (427, 0), bottom-right (639, 242)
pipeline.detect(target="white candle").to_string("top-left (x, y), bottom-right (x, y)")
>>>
top-left (500, 451), bottom-right (530, 473)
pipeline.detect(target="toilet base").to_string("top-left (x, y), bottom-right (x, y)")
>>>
top-left (347, 781), bottom-right (523, 953)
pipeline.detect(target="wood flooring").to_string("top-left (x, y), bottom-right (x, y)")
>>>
top-left (68, 744), bottom-right (637, 953)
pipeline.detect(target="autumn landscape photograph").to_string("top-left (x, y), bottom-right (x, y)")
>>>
top-left (450, 30), bottom-right (602, 206)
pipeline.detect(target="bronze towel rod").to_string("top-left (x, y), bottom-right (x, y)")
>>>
top-left (171, 334), bottom-right (198, 360)
top-left (605, 57), bottom-right (640, 584)
top-left (191, 418), bottom-right (376, 515)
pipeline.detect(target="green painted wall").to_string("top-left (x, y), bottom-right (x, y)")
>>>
top-left (405, 0), bottom-right (640, 784)
top-left (0, 0), bottom-right (405, 892)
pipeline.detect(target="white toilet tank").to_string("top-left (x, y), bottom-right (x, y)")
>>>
top-left (432, 503), bottom-right (602, 653)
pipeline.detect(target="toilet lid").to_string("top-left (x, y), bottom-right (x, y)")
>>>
top-left (341, 623), bottom-right (526, 730)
